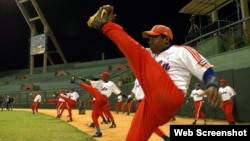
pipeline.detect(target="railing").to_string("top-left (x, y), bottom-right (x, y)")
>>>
top-left (184, 17), bottom-right (250, 57)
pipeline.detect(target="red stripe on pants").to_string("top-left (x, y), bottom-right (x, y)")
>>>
top-left (103, 22), bottom-right (184, 141)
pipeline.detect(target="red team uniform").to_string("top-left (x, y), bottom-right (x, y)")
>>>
top-left (132, 79), bottom-right (169, 140)
top-left (86, 5), bottom-right (221, 141)
top-left (123, 94), bottom-right (133, 115)
top-left (72, 72), bottom-right (123, 137)
top-left (188, 83), bottom-right (207, 125)
top-left (89, 72), bottom-right (121, 127)
top-left (115, 95), bottom-right (124, 114)
top-left (218, 79), bottom-right (236, 125)
top-left (30, 91), bottom-right (41, 115)
top-left (46, 89), bottom-right (68, 118)
top-left (58, 89), bottom-right (79, 122)
top-left (101, 22), bottom-right (213, 140)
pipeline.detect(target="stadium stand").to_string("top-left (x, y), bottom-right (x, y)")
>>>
top-left (0, 57), bottom-right (133, 109)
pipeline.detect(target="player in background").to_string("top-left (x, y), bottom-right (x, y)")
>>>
top-left (0, 95), bottom-right (3, 111)
top-left (86, 5), bottom-right (221, 141)
top-left (56, 89), bottom-right (69, 118)
top-left (78, 100), bottom-right (86, 115)
top-left (82, 71), bottom-right (123, 128)
top-left (58, 88), bottom-right (79, 122)
top-left (30, 91), bottom-right (42, 115)
top-left (45, 89), bottom-right (68, 118)
top-left (218, 78), bottom-right (237, 125)
top-left (187, 83), bottom-right (207, 125)
top-left (100, 111), bottom-right (110, 124)
top-left (87, 97), bottom-right (110, 128)
top-left (5, 95), bottom-right (10, 110)
top-left (71, 71), bottom-right (126, 137)
top-left (122, 94), bottom-right (134, 115)
top-left (115, 94), bottom-right (124, 114)
top-left (7, 96), bottom-right (14, 111)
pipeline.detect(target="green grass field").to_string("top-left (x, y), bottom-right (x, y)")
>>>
top-left (0, 110), bottom-right (95, 141)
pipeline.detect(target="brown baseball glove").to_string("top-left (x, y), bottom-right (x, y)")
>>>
top-left (87, 5), bottom-right (116, 31)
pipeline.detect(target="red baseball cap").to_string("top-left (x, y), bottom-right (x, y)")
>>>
top-left (100, 71), bottom-right (109, 77)
top-left (142, 25), bottom-right (173, 40)
top-left (219, 79), bottom-right (226, 83)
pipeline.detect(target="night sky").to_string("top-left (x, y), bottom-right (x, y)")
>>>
top-left (0, 0), bottom-right (233, 71)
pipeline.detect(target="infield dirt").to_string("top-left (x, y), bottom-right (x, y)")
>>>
top-left (19, 109), bottom-right (230, 141)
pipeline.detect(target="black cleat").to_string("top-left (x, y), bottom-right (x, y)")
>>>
top-left (56, 114), bottom-right (61, 118)
top-left (67, 119), bottom-right (73, 122)
top-left (88, 122), bottom-right (95, 128)
top-left (109, 124), bottom-right (116, 128)
top-left (191, 121), bottom-right (196, 125)
top-left (229, 122), bottom-right (235, 125)
top-left (92, 132), bottom-right (102, 137)
top-left (100, 120), bottom-right (109, 124)
top-left (204, 118), bottom-right (207, 125)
